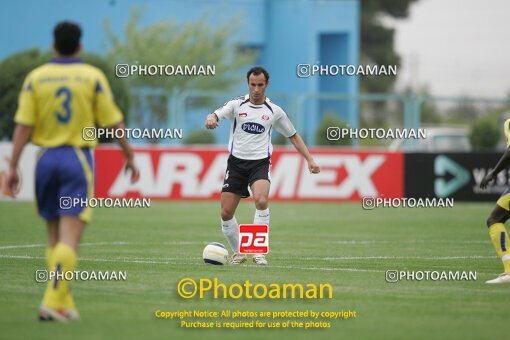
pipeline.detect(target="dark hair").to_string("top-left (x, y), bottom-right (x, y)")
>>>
top-left (247, 66), bottom-right (269, 83)
top-left (53, 21), bottom-right (82, 56)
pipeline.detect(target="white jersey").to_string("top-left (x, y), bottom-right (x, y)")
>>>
top-left (214, 94), bottom-right (296, 160)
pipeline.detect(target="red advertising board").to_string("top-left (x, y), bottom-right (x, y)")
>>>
top-left (95, 146), bottom-right (403, 201)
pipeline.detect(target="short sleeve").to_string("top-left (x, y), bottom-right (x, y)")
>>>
top-left (14, 74), bottom-right (36, 126)
top-left (273, 106), bottom-right (296, 138)
top-left (214, 99), bottom-right (237, 120)
top-left (93, 70), bottom-right (123, 127)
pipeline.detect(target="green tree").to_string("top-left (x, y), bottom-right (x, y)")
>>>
top-left (420, 100), bottom-right (443, 125)
top-left (183, 130), bottom-right (216, 144)
top-left (404, 86), bottom-right (443, 124)
top-left (0, 49), bottom-right (47, 140)
top-left (0, 49), bottom-right (130, 140)
top-left (361, 0), bottom-right (419, 93)
top-left (104, 9), bottom-right (256, 94)
top-left (470, 116), bottom-right (501, 150)
top-left (80, 53), bottom-right (131, 118)
top-left (446, 98), bottom-right (480, 121)
top-left (272, 133), bottom-right (288, 145)
top-left (315, 115), bottom-right (352, 146)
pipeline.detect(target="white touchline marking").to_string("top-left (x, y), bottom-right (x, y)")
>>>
top-left (0, 240), bottom-right (489, 250)
top-left (270, 265), bottom-right (385, 273)
top-left (0, 254), bottom-right (391, 273)
top-left (300, 256), bottom-right (497, 260)
top-left (269, 240), bottom-right (491, 246)
top-left (322, 240), bottom-right (490, 245)
top-left (0, 254), bottom-right (497, 276)
top-left (0, 242), bottom-right (130, 250)
top-left (0, 254), bottom-right (195, 264)
top-left (5, 252), bottom-right (493, 262)
top-left (162, 241), bottom-right (207, 245)
top-left (0, 244), bottom-right (46, 250)
top-left (0, 255), bottom-right (34, 259)
top-left (81, 241), bottom-right (130, 246)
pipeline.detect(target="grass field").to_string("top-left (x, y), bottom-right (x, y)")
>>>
top-left (0, 200), bottom-right (509, 340)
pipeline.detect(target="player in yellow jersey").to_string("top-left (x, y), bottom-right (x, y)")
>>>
top-left (6, 21), bottom-right (139, 320)
top-left (480, 118), bottom-right (510, 283)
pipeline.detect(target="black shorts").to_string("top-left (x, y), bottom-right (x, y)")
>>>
top-left (222, 155), bottom-right (270, 198)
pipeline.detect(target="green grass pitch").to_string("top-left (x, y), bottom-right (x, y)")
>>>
top-left (0, 200), bottom-right (509, 339)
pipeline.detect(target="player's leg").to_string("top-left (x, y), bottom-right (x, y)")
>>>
top-left (41, 216), bottom-right (85, 319)
top-left (250, 179), bottom-right (270, 265)
top-left (247, 157), bottom-right (271, 266)
top-left (251, 179), bottom-right (270, 225)
top-left (45, 219), bottom-right (81, 312)
top-left (221, 192), bottom-right (241, 253)
top-left (36, 149), bottom-right (59, 271)
top-left (485, 197), bottom-right (510, 284)
top-left (220, 192), bottom-right (244, 263)
top-left (220, 156), bottom-right (250, 264)
top-left (61, 215), bottom-right (86, 316)
top-left (45, 219), bottom-right (59, 270)
top-left (59, 216), bottom-right (86, 250)
top-left (40, 147), bottom-right (93, 320)
top-left (34, 149), bottom-right (69, 321)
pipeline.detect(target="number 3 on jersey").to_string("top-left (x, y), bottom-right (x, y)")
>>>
top-left (55, 86), bottom-right (72, 123)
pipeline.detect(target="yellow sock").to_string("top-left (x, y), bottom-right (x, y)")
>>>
top-left (45, 246), bottom-right (77, 310)
top-left (41, 243), bottom-right (77, 310)
top-left (488, 223), bottom-right (510, 274)
top-left (45, 247), bottom-right (55, 270)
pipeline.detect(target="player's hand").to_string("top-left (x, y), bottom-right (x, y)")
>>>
top-left (6, 166), bottom-right (20, 198)
top-left (308, 159), bottom-right (320, 174)
top-left (205, 114), bottom-right (219, 129)
top-left (480, 171), bottom-right (496, 189)
top-left (124, 158), bottom-right (140, 184)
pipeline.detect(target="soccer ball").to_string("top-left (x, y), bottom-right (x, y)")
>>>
top-left (202, 242), bottom-right (228, 265)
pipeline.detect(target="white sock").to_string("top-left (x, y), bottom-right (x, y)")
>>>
top-left (254, 208), bottom-right (270, 226)
top-left (221, 217), bottom-right (239, 253)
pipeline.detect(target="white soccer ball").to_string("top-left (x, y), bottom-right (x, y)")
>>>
top-left (202, 242), bottom-right (228, 265)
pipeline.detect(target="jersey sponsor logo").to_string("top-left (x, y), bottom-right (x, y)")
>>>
top-left (239, 112), bottom-right (248, 117)
top-left (241, 122), bottom-right (265, 134)
top-left (261, 115), bottom-right (270, 121)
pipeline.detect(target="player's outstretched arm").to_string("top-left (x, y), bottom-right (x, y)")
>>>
top-left (205, 113), bottom-right (219, 129)
top-left (480, 146), bottom-right (510, 189)
top-left (7, 124), bottom-right (33, 197)
top-left (109, 121), bottom-right (140, 184)
top-left (289, 133), bottom-right (320, 174)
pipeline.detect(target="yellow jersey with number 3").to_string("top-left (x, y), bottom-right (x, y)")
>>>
top-left (14, 58), bottom-right (123, 147)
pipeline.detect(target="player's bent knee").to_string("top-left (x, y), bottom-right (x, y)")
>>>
top-left (221, 208), bottom-right (235, 221)
top-left (254, 195), bottom-right (268, 210)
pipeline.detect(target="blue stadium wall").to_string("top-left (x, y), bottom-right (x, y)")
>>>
top-left (0, 0), bottom-right (360, 143)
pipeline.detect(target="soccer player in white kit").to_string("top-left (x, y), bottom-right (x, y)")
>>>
top-left (204, 67), bottom-right (321, 265)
